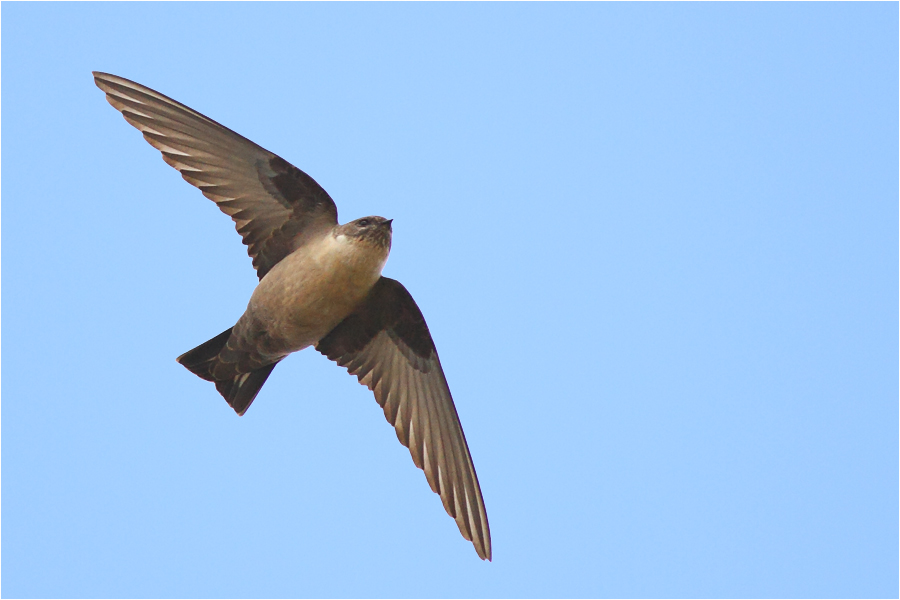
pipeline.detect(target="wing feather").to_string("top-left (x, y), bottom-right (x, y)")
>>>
top-left (94, 72), bottom-right (338, 279)
top-left (317, 277), bottom-right (492, 560)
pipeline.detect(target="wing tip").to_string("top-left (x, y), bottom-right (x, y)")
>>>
top-left (476, 538), bottom-right (493, 561)
top-left (468, 519), bottom-right (493, 561)
top-left (92, 70), bottom-right (116, 86)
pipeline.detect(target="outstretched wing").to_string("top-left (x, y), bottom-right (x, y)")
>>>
top-left (93, 72), bottom-right (338, 280)
top-left (317, 277), bottom-right (492, 560)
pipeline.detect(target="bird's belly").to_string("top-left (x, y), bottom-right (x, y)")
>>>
top-left (245, 237), bottom-right (385, 353)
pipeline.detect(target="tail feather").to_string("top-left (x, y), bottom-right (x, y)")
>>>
top-left (177, 328), bottom-right (233, 381)
top-left (176, 328), bottom-right (279, 416)
top-left (214, 363), bottom-right (278, 416)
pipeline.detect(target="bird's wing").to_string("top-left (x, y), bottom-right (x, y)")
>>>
top-left (93, 72), bottom-right (338, 280)
top-left (316, 277), bottom-right (492, 560)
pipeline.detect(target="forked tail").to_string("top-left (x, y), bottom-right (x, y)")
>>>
top-left (176, 328), bottom-right (278, 416)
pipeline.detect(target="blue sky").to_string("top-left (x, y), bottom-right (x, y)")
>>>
top-left (2, 3), bottom-right (897, 598)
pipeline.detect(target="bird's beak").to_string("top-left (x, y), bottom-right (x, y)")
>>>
top-left (385, 219), bottom-right (393, 229)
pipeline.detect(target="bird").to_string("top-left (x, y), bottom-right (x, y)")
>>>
top-left (93, 72), bottom-right (491, 560)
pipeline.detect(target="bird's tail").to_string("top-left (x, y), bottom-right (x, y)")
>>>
top-left (177, 328), bottom-right (278, 416)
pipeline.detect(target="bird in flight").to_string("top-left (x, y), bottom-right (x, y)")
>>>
top-left (93, 72), bottom-right (491, 560)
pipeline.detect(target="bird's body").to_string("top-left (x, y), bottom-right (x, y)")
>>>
top-left (93, 72), bottom-right (491, 560)
top-left (245, 223), bottom-right (391, 357)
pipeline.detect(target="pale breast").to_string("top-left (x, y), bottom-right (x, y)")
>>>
top-left (244, 232), bottom-right (388, 352)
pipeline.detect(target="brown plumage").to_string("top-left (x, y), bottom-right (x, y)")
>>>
top-left (93, 72), bottom-right (491, 560)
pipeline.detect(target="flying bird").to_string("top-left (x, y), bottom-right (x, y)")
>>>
top-left (93, 72), bottom-right (491, 560)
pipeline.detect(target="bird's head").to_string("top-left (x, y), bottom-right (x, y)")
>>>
top-left (336, 216), bottom-right (393, 252)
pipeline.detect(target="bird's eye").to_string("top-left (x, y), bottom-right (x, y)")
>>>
top-left (357, 219), bottom-right (370, 228)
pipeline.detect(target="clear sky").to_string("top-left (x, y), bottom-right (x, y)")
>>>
top-left (2, 3), bottom-right (897, 598)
